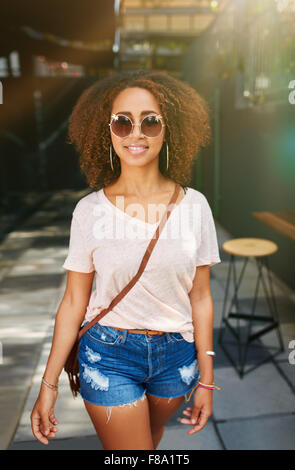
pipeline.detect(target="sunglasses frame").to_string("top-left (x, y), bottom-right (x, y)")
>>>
top-left (109, 113), bottom-right (165, 138)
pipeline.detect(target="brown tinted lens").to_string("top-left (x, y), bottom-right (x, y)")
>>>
top-left (111, 115), bottom-right (132, 137)
top-left (141, 115), bottom-right (162, 137)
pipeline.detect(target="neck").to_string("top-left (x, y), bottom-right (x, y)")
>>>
top-left (114, 171), bottom-right (173, 198)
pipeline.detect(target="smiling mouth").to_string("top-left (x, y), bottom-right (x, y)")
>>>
top-left (125, 146), bottom-right (149, 149)
top-left (125, 146), bottom-right (149, 154)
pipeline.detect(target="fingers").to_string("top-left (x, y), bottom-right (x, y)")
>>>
top-left (31, 412), bottom-right (58, 445)
top-left (49, 410), bottom-right (59, 426)
top-left (179, 407), bottom-right (210, 435)
top-left (39, 413), bottom-right (53, 437)
top-left (182, 407), bottom-right (192, 417)
top-left (31, 415), bottom-right (50, 445)
top-left (188, 411), bottom-right (208, 435)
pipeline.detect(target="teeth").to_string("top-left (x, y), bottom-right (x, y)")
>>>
top-left (128, 147), bottom-right (147, 150)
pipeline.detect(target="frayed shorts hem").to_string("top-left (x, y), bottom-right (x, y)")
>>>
top-left (146, 390), bottom-right (189, 400)
top-left (80, 390), bottom-right (147, 408)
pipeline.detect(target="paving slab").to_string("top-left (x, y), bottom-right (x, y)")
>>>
top-left (0, 386), bottom-right (28, 450)
top-left (9, 435), bottom-right (103, 450)
top-left (157, 420), bottom-right (223, 450)
top-left (217, 413), bottom-right (295, 450)
top-left (212, 363), bottom-right (295, 421)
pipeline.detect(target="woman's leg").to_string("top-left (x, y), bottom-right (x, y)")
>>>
top-left (83, 395), bottom-right (154, 450)
top-left (146, 394), bottom-right (185, 449)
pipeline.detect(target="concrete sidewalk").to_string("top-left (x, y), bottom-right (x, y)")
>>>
top-left (1, 189), bottom-right (294, 450)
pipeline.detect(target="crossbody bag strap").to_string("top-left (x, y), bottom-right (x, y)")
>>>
top-left (78, 183), bottom-right (181, 340)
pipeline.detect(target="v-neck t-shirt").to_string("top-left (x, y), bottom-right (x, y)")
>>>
top-left (62, 186), bottom-right (221, 342)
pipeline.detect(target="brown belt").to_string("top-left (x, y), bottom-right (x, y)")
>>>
top-left (111, 326), bottom-right (165, 336)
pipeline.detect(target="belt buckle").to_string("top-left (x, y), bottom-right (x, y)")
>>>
top-left (145, 329), bottom-right (153, 336)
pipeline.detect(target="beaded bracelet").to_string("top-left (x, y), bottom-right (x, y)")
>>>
top-left (42, 376), bottom-right (58, 392)
top-left (185, 380), bottom-right (221, 402)
top-left (198, 380), bottom-right (221, 390)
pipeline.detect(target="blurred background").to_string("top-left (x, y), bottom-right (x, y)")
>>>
top-left (0, 0), bottom-right (294, 451)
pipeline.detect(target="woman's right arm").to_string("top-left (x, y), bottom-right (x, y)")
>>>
top-left (30, 270), bottom-right (95, 445)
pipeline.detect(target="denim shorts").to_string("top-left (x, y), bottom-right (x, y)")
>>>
top-left (78, 322), bottom-right (200, 420)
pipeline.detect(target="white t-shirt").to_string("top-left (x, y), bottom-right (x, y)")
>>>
top-left (62, 186), bottom-right (221, 342)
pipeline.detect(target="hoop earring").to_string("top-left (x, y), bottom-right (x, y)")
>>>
top-left (166, 142), bottom-right (169, 170)
top-left (110, 145), bottom-right (114, 171)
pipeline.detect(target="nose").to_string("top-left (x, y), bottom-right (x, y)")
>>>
top-left (131, 122), bottom-right (145, 137)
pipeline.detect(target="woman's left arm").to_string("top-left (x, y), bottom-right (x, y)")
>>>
top-left (190, 265), bottom-right (215, 384)
top-left (180, 265), bottom-right (215, 435)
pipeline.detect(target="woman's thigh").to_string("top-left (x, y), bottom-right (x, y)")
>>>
top-left (84, 396), bottom-right (154, 450)
top-left (146, 393), bottom-right (185, 433)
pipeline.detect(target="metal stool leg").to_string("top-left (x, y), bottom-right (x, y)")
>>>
top-left (218, 255), bottom-right (249, 377)
top-left (239, 257), bottom-right (264, 377)
top-left (258, 256), bottom-right (285, 353)
top-left (219, 253), bottom-right (284, 378)
top-left (232, 256), bottom-right (249, 369)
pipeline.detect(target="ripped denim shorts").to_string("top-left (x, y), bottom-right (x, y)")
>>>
top-left (78, 322), bottom-right (200, 423)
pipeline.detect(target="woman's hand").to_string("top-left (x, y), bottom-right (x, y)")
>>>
top-left (30, 384), bottom-right (59, 445)
top-left (179, 387), bottom-right (213, 435)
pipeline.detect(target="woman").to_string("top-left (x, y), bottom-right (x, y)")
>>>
top-left (30, 70), bottom-right (221, 450)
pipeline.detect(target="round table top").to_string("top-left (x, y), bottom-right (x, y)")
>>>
top-left (222, 238), bottom-right (278, 257)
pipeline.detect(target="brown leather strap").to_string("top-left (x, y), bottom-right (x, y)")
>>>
top-left (78, 183), bottom-right (181, 340)
top-left (110, 326), bottom-right (165, 335)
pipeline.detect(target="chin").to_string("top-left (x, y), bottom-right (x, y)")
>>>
top-left (120, 149), bottom-right (159, 163)
top-left (125, 158), bottom-right (152, 167)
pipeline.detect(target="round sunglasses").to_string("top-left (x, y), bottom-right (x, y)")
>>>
top-left (109, 113), bottom-right (165, 138)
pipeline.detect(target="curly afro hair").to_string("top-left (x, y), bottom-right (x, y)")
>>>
top-left (67, 70), bottom-right (212, 192)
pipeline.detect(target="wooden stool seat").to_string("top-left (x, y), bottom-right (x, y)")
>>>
top-left (222, 238), bottom-right (278, 258)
